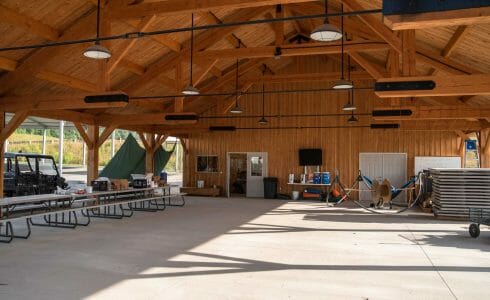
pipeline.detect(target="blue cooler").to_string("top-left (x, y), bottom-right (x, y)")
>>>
top-left (159, 171), bottom-right (168, 183)
top-left (321, 172), bottom-right (330, 184)
top-left (313, 172), bottom-right (321, 184)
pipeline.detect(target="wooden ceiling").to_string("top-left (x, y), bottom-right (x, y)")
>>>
top-left (0, 0), bottom-right (489, 134)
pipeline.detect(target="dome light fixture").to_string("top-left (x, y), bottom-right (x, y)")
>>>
top-left (310, 1), bottom-right (342, 42)
top-left (182, 14), bottom-right (200, 95)
top-left (83, 0), bottom-right (111, 60)
top-left (230, 102), bottom-right (243, 114)
top-left (332, 4), bottom-right (353, 90)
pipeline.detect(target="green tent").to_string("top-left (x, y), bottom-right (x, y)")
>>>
top-left (99, 134), bottom-right (175, 179)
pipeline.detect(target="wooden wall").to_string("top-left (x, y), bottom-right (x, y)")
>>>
top-left (183, 57), bottom-right (461, 195)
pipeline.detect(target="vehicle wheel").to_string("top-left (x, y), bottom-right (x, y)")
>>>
top-left (469, 223), bottom-right (480, 238)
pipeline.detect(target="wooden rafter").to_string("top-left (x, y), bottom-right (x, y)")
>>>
top-left (195, 40), bottom-right (390, 60)
top-left (0, 110), bottom-right (29, 142)
top-left (0, 4), bottom-right (60, 41)
top-left (0, 10), bottom-right (96, 95)
top-left (384, 6), bottom-right (490, 30)
top-left (108, 15), bottom-right (156, 74)
top-left (35, 70), bottom-right (98, 92)
top-left (112, 0), bottom-right (317, 19)
top-left (0, 57), bottom-right (18, 72)
top-left (119, 59), bottom-right (146, 75)
top-left (375, 74), bottom-right (490, 98)
top-left (348, 52), bottom-right (386, 79)
top-left (120, 7), bottom-right (268, 94)
top-left (442, 25), bottom-right (470, 58)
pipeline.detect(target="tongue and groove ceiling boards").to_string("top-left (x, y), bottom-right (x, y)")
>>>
top-left (0, 0), bottom-right (489, 134)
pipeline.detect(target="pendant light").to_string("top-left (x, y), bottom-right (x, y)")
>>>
top-left (258, 66), bottom-right (268, 125)
top-left (332, 4), bottom-right (353, 90)
top-left (230, 40), bottom-right (243, 114)
top-left (83, 0), bottom-right (111, 59)
top-left (347, 113), bottom-right (358, 124)
top-left (182, 14), bottom-right (200, 95)
top-left (310, 0), bottom-right (342, 42)
top-left (342, 56), bottom-right (357, 111)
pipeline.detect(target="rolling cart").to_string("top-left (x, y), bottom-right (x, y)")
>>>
top-left (468, 208), bottom-right (490, 238)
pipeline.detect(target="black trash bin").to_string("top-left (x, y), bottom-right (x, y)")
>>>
top-left (263, 177), bottom-right (278, 199)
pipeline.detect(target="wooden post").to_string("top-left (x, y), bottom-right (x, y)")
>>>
top-left (0, 112), bottom-right (4, 198)
top-left (480, 129), bottom-right (490, 168)
top-left (87, 125), bottom-right (99, 183)
top-left (0, 111), bottom-right (29, 196)
top-left (145, 133), bottom-right (155, 175)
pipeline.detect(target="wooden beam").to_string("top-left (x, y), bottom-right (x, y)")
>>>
top-left (0, 4), bottom-right (60, 41)
top-left (97, 124), bottom-right (117, 147)
top-left (0, 56), bottom-right (18, 72)
top-left (124, 19), bottom-right (182, 53)
top-left (0, 10), bottom-right (96, 95)
top-left (112, 0), bottom-right (316, 19)
top-left (442, 25), bottom-right (469, 58)
top-left (108, 15), bottom-right (156, 74)
top-left (401, 30), bottom-right (416, 76)
top-left (74, 122), bottom-right (94, 149)
top-left (35, 70), bottom-right (98, 92)
top-left (137, 132), bottom-right (150, 150)
top-left (119, 59), bottom-right (146, 75)
top-left (342, 0), bottom-right (403, 54)
top-left (274, 5), bottom-right (285, 46)
top-left (245, 70), bottom-right (374, 84)
top-left (416, 47), bottom-right (481, 75)
top-left (384, 7), bottom-right (490, 30)
top-left (0, 92), bottom-right (128, 112)
top-left (375, 74), bottom-right (490, 98)
top-left (348, 52), bottom-right (385, 79)
top-left (32, 110), bottom-right (95, 125)
top-left (373, 105), bottom-right (490, 121)
top-left (195, 40), bottom-right (390, 60)
top-left (97, 113), bottom-right (198, 126)
top-left (0, 110), bottom-right (29, 142)
top-left (120, 7), bottom-right (268, 94)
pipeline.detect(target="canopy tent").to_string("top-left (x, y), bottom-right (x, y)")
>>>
top-left (99, 134), bottom-right (175, 179)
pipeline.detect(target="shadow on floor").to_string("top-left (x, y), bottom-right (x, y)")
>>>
top-left (131, 251), bottom-right (490, 281)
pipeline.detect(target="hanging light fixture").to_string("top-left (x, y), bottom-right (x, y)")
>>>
top-left (230, 40), bottom-right (243, 114)
top-left (347, 113), bottom-right (358, 124)
top-left (332, 4), bottom-right (353, 90)
top-left (258, 66), bottom-right (268, 125)
top-left (182, 14), bottom-right (200, 95)
top-left (342, 56), bottom-right (357, 111)
top-left (310, 0), bottom-right (342, 42)
top-left (83, 0), bottom-right (111, 59)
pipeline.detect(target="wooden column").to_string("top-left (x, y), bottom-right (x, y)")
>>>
top-left (86, 125), bottom-right (99, 183)
top-left (480, 129), bottom-right (490, 168)
top-left (0, 110), bottom-right (29, 196)
top-left (401, 30), bottom-right (416, 76)
top-left (138, 132), bottom-right (168, 175)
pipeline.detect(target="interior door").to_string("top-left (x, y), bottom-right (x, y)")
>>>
top-left (246, 152), bottom-right (268, 198)
top-left (359, 153), bottom-right (383, 202)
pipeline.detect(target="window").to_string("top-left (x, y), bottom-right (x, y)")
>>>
top-left (16, 156), bottom-right (34, 173)
top-left (250, 156), bottom-right (263, 176)
top-left (38, 158), bottom-right (58, 176)
top-left (196, 155), bottom-right (218, 173)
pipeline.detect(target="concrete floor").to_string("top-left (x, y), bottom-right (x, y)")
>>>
top-left (0, 198), bottom-right (489, 300)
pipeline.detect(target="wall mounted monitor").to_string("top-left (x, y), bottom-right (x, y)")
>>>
top-left (299, 149), bottom-right (322, 166)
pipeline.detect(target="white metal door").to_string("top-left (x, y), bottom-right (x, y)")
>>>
top-left (382, 153), bottom-right (407, 204)
top-left (246, 152), bottom-right (268, 198)
top-left (359, 153), bottom-right (407, 203)
top-left (359, 153), bottom-right (383, 202)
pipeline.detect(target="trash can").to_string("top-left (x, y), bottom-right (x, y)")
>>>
top-left (263, 177), bottom-right (278, 199)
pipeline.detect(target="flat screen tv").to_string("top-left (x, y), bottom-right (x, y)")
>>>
top-left (299, 149), bottom-right (322, 166)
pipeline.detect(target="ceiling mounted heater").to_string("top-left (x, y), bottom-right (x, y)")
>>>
top-left (84, 93), bottom-right (129, 103)
top-left (375, 81), bottom-right (435, 92)
top-left (370, 124), bottom-right (400, 129)
top-left (209, 126), bottom-right (236, 131)
top-left (372, 110), bottom-right (412, 117)
top-left (164, 113), bottom-right (198, 125)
